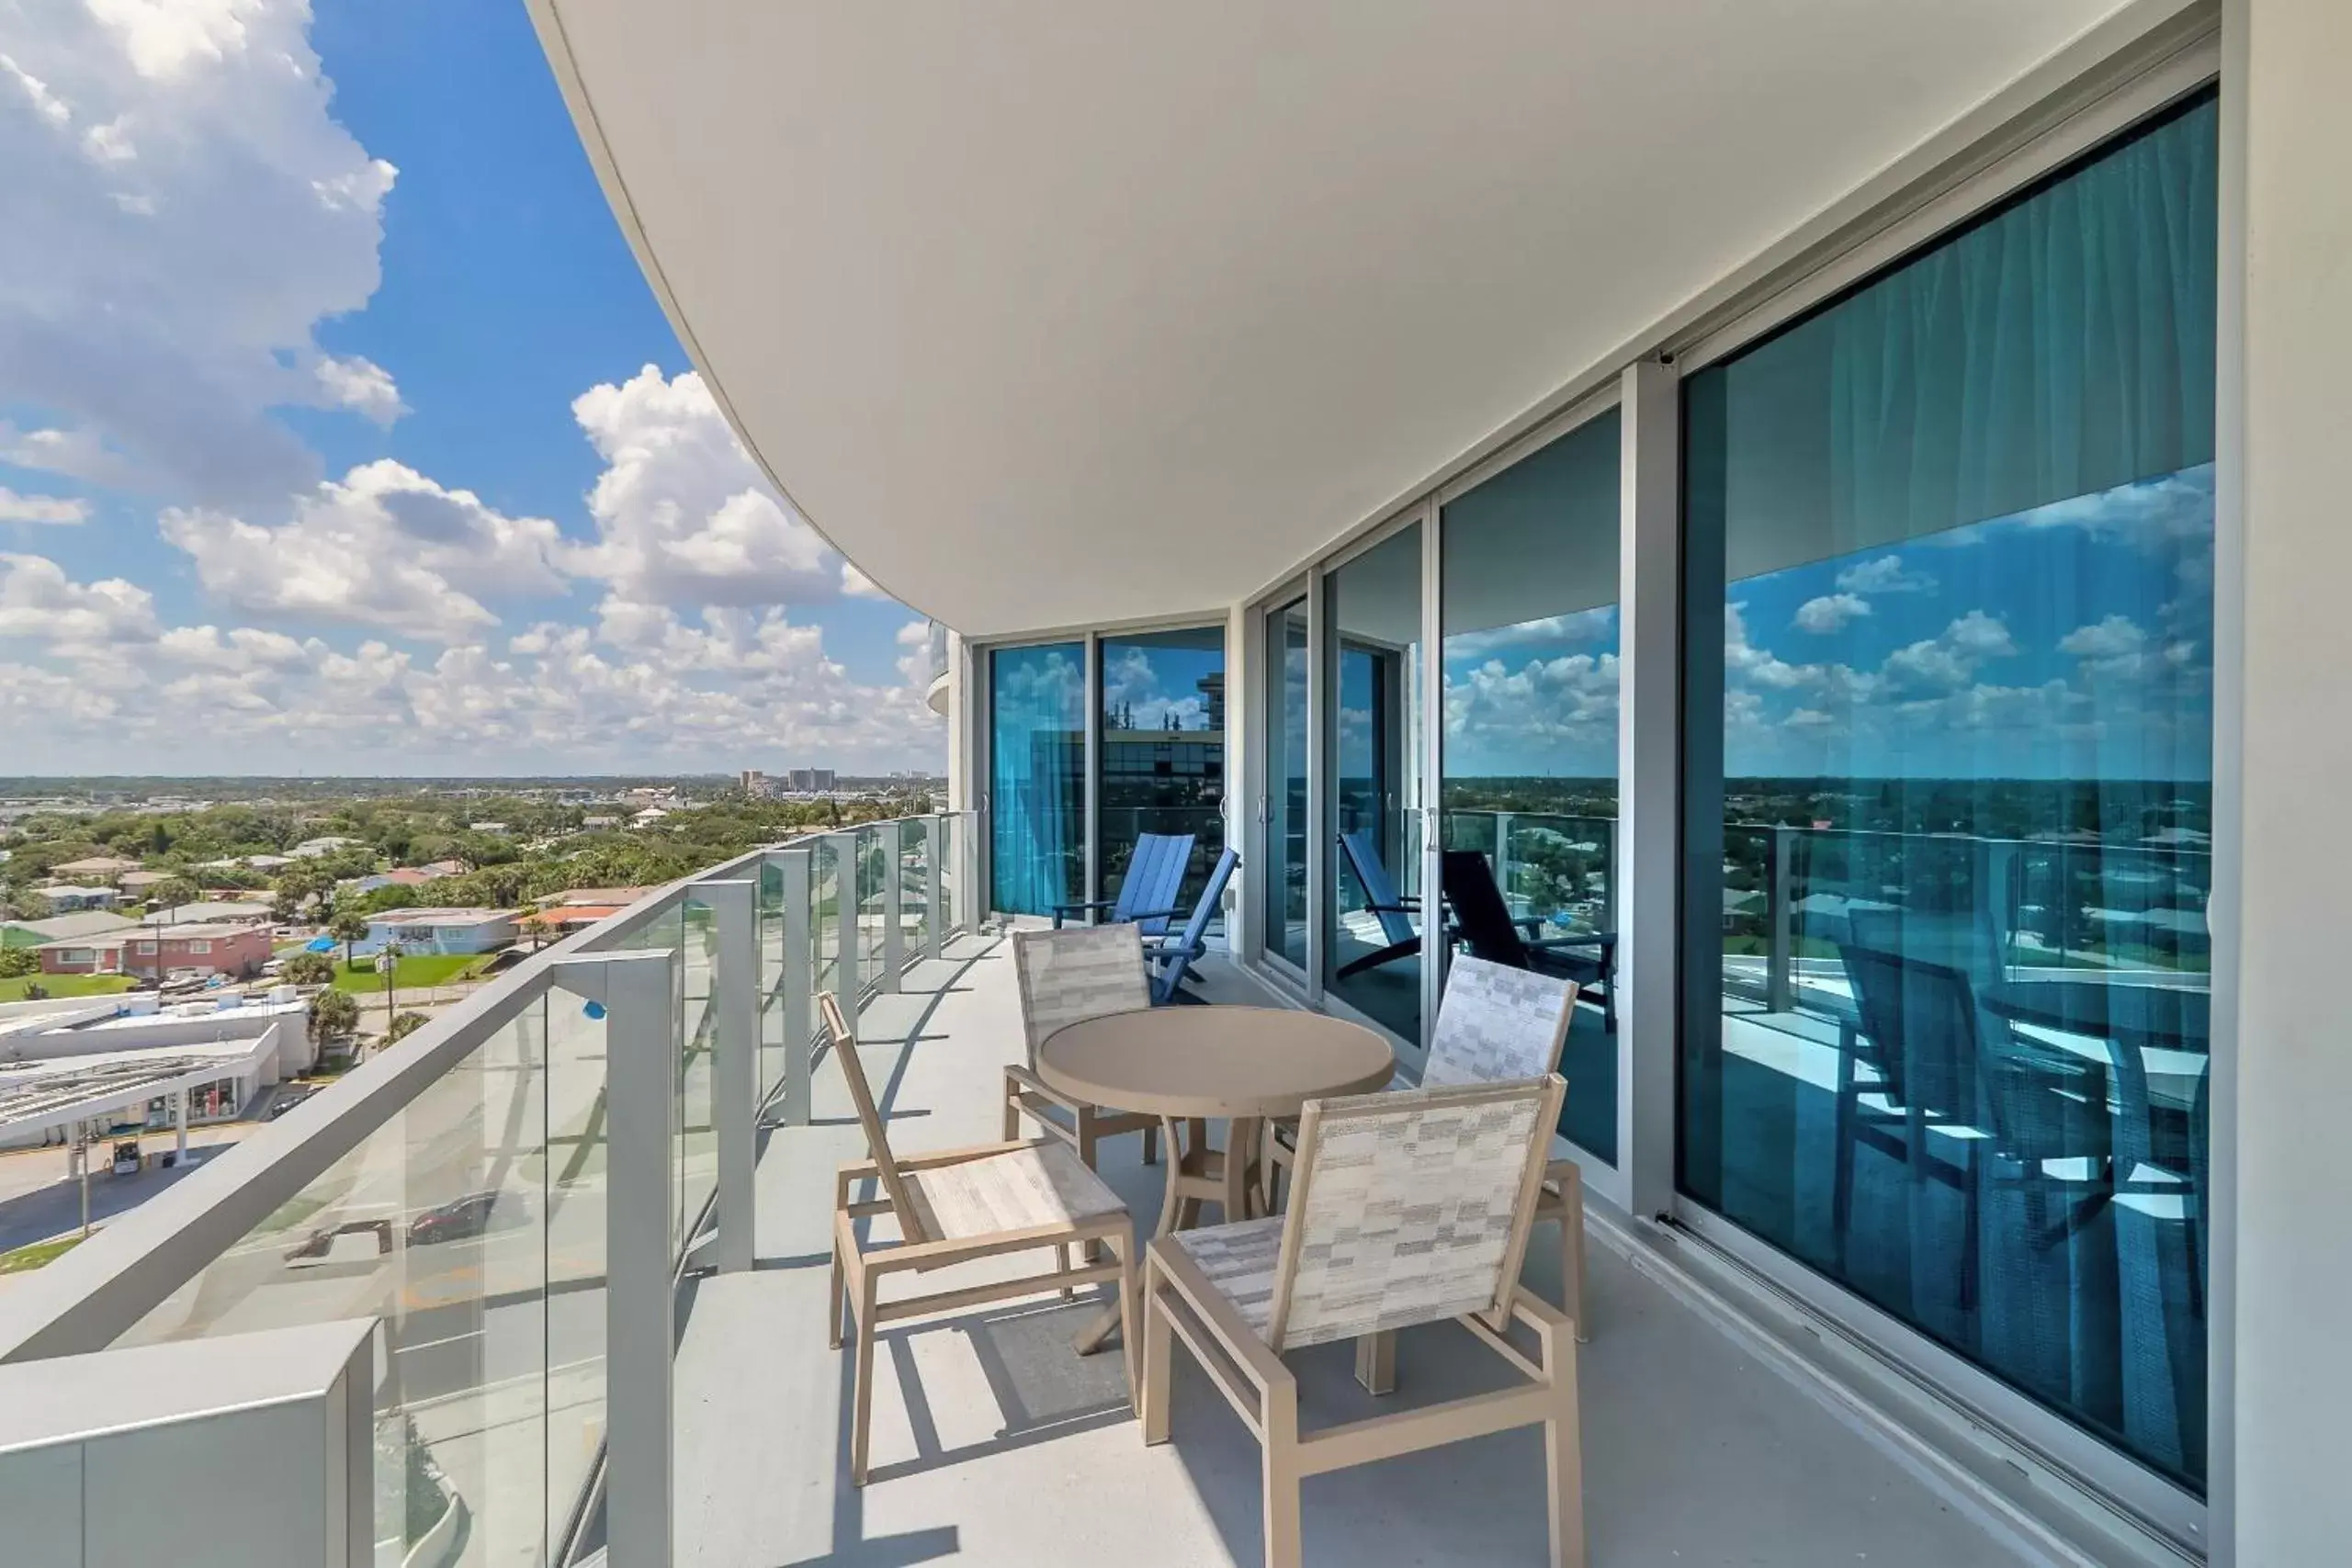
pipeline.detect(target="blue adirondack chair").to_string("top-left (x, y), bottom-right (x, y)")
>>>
top-left (1053, 830), bottom-right (1194, 935)
top-left (1145, 846), bottom-right (1240, 1005)
top-left (1332, 829), bottom-right (1422, 979)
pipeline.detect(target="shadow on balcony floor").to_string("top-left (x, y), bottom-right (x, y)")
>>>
top-left (673, 934), bottom-right (2022, 1568)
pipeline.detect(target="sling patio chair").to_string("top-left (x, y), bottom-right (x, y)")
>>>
top-left (1142, 1073), bottom-right (1582, 1568)
top-left (1052, 829), bottom-right (1194, 935)
top-left (1261, 954), bottom-right (1590, 1338)
top-left (1003, 923), bottom-right (1161, 1168)
top-left (1143, 845), bottom-right (1240, 1005)
top-left (824, 991), bottom-right (1139, 1485)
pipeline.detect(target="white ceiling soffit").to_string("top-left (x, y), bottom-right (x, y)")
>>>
top-left (533, 0), bottom-right (2138, 640)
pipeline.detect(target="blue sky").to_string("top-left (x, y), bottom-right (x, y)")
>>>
top-left (1443, 464), bottom-right (2214, 781)
top-left (0, 0), bottom-right (942, 774)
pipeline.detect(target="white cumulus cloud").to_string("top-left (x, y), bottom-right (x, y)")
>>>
top-left (1792, 592), bottom-right (1871, 634)
top-left (0, 0), bottom-right (400, 508)
top-left (0, 486), bottom-right (89, 525)
top-left (161, 459), bottom-right (567, 639)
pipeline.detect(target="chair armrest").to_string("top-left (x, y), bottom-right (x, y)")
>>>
top-left (1003, 1064), bottom-right (1082, 1111)
top-left (1127, 906), bottom-right (1186, 924)
top-left (1530, 931), bottom-right (1616, 955)
top-left (1051, 897), bottom-right (1118, 923)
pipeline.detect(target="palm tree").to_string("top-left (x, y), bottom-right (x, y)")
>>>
top-left (328, 910), bottom-right (371, 976)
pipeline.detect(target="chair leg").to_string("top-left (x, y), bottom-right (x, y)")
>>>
top-left (827, 1235), bottom-right (847, 1351)
top-left (1114, 1232), bottom-right (1141, 1406)
top-left (1001, 1071), bottom-right (1021, 1141)
top-left (1143, 1121), bottom-right (1159, 1166)
top-left (1352, 1329), bottom-right (1396, 1395)
top-left (1077, 1117), bottom-right (1104, 1264)
top-left (1056, 1243), bottom-right (1076, 1301)
top-left (1559, 1168), bottom-right (1589, 1343)
top-left (1262, 1382), bottom-right (1304, 1568)
top-left (1140, 1258), bottom-right (1174, 1446)
top-left (1536, 1309), bottom-right (1587, 1568)
top-left (850, 1271), bottom-right (879, 1486)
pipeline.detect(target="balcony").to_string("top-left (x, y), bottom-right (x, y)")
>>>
top-left (0, 806), bottom-right (2177, 1568)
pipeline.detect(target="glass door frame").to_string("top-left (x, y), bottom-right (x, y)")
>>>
top-left (1431, 381), bottom-right (1634, 1213)
top-left (973, 617), bottom-right (1231, 926)
top-left (1244, 576), bottom-right (1314, 996)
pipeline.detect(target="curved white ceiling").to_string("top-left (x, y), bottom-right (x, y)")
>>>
top-left (532, 0), bottom-right (2134, 638)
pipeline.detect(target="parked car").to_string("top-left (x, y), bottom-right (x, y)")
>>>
top-left (285, 1217), bottom-right (393, 1264)
top-left (267, 1088), bottom-right (316, 1121)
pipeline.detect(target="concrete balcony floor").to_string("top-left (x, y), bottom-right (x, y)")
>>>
top-left (673, 933), bottom-right (2023, 1567)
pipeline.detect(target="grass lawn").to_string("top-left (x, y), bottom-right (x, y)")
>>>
top-left (0, 973), bottom-right (138, 1003)
top-left (331, 953), bottom-right (488, 993)
top-left (0, 1234), bottom-right (88, 1274)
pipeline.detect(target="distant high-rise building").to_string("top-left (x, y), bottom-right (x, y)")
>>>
top-left (784, 767), bottom-right (838, 793)
top-left (739, 769), bottom-right (769, 795)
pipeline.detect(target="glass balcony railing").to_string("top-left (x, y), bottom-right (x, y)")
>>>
top-left (0, 810), bottom-right (976, 1568)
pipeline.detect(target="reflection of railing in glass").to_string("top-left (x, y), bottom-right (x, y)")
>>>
top-left (1720, 823), bottom-right (2212, 1022)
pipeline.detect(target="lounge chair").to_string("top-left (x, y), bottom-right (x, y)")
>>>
top-left (1142, 1074), bottom-right (1582, 1568)
top-left (1052, 829), bottom-right (1193, 934)
top-left (1441, 849), bottom-right (1616, 1031)
top-left (1143, 845), bottom-right (1239, 1005)
top-left (1331, 829), bottom-right (1422, 979)
top-left (823, 992), bottom-right (1138, 1485)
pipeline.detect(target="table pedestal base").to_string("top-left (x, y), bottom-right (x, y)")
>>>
top-left (1074, 1114), bottom-right (1265, 1357)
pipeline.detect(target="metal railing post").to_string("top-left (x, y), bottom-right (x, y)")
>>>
top-left (925, 815), bottom-right (944, 960)
top-left (881, 822), bottom-right (905, 992)
top-left (1767, 827), bottom-right (1795, 1015)
top-left (554, 949), bottom-right (675, 1568)
top-left (831, 831), bottom-right (863, 1008)
top-left (703, 879), bottom-right (756, 1274)
top-left (776, 847), bottom-right (813, 1126)
top-left (1494, 809), bottom-right (1516, 911)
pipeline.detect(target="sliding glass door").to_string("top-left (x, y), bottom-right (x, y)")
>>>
top-left (1441, 408), bottom-right (1622, 1160)
top-left (1323, 524), bottom-right (1426, 1046)
top-left (1679, 93), bottom-right (2216, 1495)
top-left (1098, 627), bottom-right (1227, 913)
top-left (1262, 596), bottom-right (1310, 972)
top-left (988, 642), bottom-right (1084, 916)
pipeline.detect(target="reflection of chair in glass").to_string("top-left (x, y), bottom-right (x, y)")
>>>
top-left (1141, 1076), bottom-right (1580, 1568)
top-left (824, 992), bottom-right (1137, 1485)
top-left (1832, 945), bottom-right (2112, 1337)
top-left (1003, 926), bottom-right (1161, 1168)
top-left (1331, 829), bottom-right (1421, 978)
top-left (1441, 850), bottom-right (1616, 1031)
top-left (1144, 846), bottom-right (1239, 1005)
top-left (1052, 829), bottom-right (1193, 934)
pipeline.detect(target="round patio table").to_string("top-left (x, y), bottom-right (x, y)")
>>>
top-left (1037, 1005), bottom-right (1394, 1352)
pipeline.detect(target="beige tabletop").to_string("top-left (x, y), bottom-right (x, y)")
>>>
top-left (1036, 1005), bottom-right (1396, 1121)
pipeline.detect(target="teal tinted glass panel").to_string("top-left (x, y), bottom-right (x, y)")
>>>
top-left (1679, 94), bottom-right (2216, 1492)
top-left (1441, 407), bottom-right (1621, 1162)
top-left (989, 643), bottom-right (1084, 916)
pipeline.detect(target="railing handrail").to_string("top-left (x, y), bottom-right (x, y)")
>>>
top-left (0, 809), bottom-right (960, 1365)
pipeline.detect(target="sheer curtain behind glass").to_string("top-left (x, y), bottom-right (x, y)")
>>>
top-left (1681, 93), bottom-right (2216, 1493)
top-left (1442, 408), bottom-right (1621, 1160)
top-left (989, 643), bottom-right (1085, 917)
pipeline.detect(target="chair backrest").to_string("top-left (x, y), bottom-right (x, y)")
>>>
top-left (1151, 846), bottom-right (1240, 1004)
top-left (1836, 943), bottom-right (1983, 1123)
top-left (1113, 831), bottom-right (1195, 933)
top-left (1337, 830), bottom-right (1417, 945)
top-left (1012, 924), bottom-right (1150, 1066)
top-left (818, 991), bottom-right (928, 1245)
top-left (1266, 1075), bottom-right (1564, 1352)
top-left (1441, 849), bottom-right (1532, 966)
top-left (1424, 955), bottom-right (1574, 1088)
